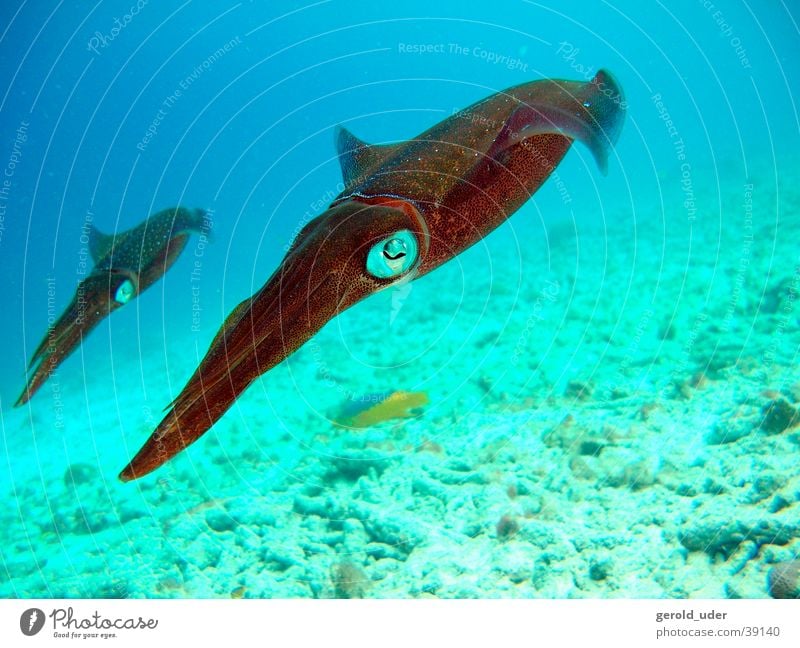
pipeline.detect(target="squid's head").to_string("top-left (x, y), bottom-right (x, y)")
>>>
top-left (276, 197), bottom-right (430, 322)
top-left (16, 269), bottom-right (139, 406)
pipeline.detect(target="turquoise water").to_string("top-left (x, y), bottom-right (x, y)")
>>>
top-left (1, 1), bottom-right (798, 598)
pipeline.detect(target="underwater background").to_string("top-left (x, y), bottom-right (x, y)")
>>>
top-left (1, 0), bottom-right (798, 598)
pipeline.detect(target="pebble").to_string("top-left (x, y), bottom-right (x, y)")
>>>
top-left (767, 561), bottom-right (800, 599)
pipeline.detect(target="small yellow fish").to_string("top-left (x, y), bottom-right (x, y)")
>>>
top-left (333, 391), bottom-right (429, 428)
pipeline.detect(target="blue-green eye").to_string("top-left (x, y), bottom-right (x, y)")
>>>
top-left (114, 279), bottom-right (135, 304)
top-left (366, 230), bottom-right (418, 279)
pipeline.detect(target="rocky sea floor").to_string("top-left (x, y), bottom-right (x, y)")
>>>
top-left (1, 164), bottom-right (798, 599)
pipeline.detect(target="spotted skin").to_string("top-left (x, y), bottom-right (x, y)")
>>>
top-left (119, 70), bottom-right (625, 481)
top-left (16, 206), bottom-right (209, 406)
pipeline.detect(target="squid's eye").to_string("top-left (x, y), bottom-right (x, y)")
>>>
top-left (366, 230), bottom-right (418, 279)
top-left (114, 279), bottom-right (135, 304)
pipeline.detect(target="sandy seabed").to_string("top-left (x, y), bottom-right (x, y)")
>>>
top-left (2, 162), bottom-right (798, 599)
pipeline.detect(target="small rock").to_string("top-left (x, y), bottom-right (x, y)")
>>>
top-left (427, 466), bottom-right (487, 485)
top-left (93, 581), bottom-right (129, 598)
top-left (679, 514), bottom-right (800, 558)
top-left (352, 505), bottom-right (422, 555)
top-left (706, 417), bottom-right (753, 445)
top-left (319, 532), bottom-right (344, 547)
top-left (63, 463), bottom-right (98, 489)
top-left (411, 477), bottom-right (448, 500)
top-left (191, 535), bottom-right (223, 569)
top-left (328, 448), bottom-right (392, 481)
top-left (761, 399), bottom-right (799, 434)
top-left (762, 277), bottom-right (792, 313)
top-left (293, 494), bottom-right (344, 519)
top-left (364, 542), bottom-right (406, 560)
top-left (607, 386), bottom-right (630, 400)
top-left (579, 439), bottom-right (605, 456)
top-left (769, 495), bottom-right (791, 514)
top-left (544, 421), bottom-right (618, 453)
top-left (597, 449), bottom-right (657, 490)
top-left (420, 575), bottom-right (441, 594)
top-left (67, 507), bottom-right (111, 535)
top-left (589, 558), bottom-right (612, 581)
top-left (768, 561), bottom-right (800, 599)
top-left (565, 380), bottom-right (593, 401)
top-left (117, 506), bottom-right (146, 524)
top-left (744, 473), bottom-right (782, 504)
top-left (569, 456), bottom-right (596, 480)
top-left (205, 508), bottom-right (237, 533)
top-left (496, 515), bottom-right (520, 540)
top-left (262, 546), bottom-right (304, 572)
top-left (461, 520), bottom-right (483, 538)
top-left (331, 560), bottom-right (369, 598)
